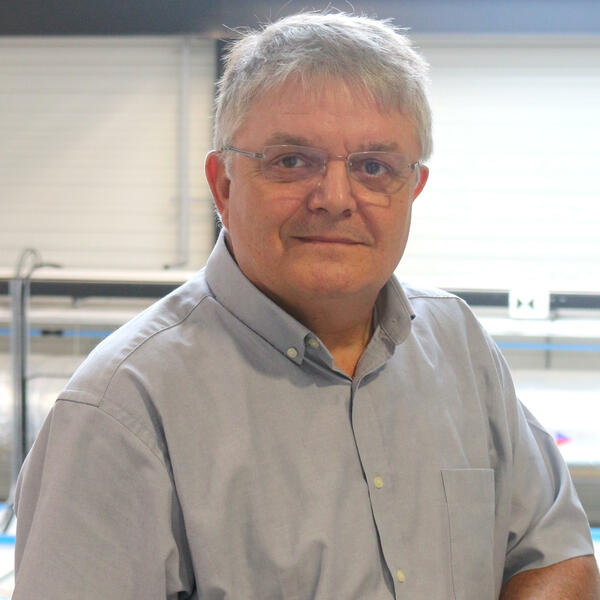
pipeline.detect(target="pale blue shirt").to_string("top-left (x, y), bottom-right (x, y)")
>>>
top-left (13, 232), bottom-right (594, 599)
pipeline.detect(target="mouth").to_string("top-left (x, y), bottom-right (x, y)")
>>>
top-left (293, 236), bottom-right (363, 245)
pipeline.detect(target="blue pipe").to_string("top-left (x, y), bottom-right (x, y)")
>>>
top-left (498, 341), bottom-right (600, 353)
top-left (0, 328), bottom-right (111, 339)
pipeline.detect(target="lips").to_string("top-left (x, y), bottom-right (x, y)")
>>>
top-left (293, 236), bottom-right (363, 245)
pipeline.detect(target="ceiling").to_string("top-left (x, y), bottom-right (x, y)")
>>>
top-left (1, 0), bottom-right (600, 36)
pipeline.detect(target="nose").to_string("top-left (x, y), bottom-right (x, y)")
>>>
top-left (306, 157), bottom-right (357, 216)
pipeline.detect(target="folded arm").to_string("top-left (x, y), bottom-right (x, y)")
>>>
top-left (499, 555), bottom-right (600, 600)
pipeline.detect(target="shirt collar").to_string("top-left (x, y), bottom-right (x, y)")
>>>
top-left (205, 230), bottom-right (414, 366)
top-left (374, 275), bottom-right (416, 346)
top-left (205, 230), bottom-right (311, 365)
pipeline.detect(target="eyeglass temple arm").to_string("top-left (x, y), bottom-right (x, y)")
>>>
top-left (222, 145), bottom-right (264, 159)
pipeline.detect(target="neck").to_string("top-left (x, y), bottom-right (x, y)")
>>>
top-left (284, 295), bottom-right (376, 378)
top-left (222, 234), bottom-right (377, 377)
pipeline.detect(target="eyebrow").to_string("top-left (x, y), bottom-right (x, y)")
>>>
top-left (263, 133), bottom-right (401, 154)
top-left (264, 132), bottom-right (314, 146)
top-left (356, 142), bottom-right (400, 152)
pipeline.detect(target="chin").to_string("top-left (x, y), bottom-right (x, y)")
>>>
top-left (293, 270), bottom-right (377, 299)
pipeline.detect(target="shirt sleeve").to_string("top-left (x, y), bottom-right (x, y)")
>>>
top-left (13, 399), bottom-right (194, 600)
top-left (502, 394), bottom-right (595, 584)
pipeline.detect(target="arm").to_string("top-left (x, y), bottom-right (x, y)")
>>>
top-left (13, 400), bottom-right (193, 599)
top-left (500, 555), bottom-right (600, 600)
top-left (499, 395), bottom-right (596, 587)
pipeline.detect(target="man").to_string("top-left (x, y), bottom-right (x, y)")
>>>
top-left (13, 12), bottom-right (598, 600)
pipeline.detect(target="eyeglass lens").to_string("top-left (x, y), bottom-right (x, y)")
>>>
top-left (260, 145), bottom-right (414, 196)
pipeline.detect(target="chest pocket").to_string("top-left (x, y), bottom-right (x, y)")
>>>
top-left (441, 468), bottom-right (495, 600)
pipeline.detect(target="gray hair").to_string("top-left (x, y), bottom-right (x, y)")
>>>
top-left (213, 12), bottom-right (433, 163)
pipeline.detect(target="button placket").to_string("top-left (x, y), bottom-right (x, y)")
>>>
top-left (351, 380), bottom-right (407, 598)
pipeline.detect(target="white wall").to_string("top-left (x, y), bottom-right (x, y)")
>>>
top-left (0, 36), bottom-right (215, 271)
top-left (2, 35), bottom-right (599, 290)
top-left (398, 35), bottom-right (600, 293)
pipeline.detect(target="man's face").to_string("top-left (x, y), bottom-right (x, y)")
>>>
top-left (206, 78), bottom-right (428, 313)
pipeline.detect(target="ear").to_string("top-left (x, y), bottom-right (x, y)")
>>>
top-left (411, 164), bottom-right (429, 201)
top-left (205, 150), bottom-right (231, 229)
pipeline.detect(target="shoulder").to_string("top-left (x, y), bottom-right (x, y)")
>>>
top-left (399, 280), bottom-right (512, 400)
top-left (401, 281), bottom-right (472, 312)
top-left (400, 281), bottom-right (481, 331)
top-left (401, 281), bottom-right (458, 301)
top-left (46, 269), bottom-right (222, 468)
top-left (59, 269), bottom-right (216, 407)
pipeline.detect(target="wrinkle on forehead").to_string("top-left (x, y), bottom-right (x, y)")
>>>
top-left (289, 76), bottom-right (416, 143)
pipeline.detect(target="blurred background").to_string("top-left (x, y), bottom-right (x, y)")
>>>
top-left (0, 0), bottom-right (599, 596)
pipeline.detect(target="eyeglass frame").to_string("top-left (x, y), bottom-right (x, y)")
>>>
top-left (221, 144), bottom-right (420, 196)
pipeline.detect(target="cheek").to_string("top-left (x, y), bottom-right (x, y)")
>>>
top-left (370, 204), bottom-right (413, 260)
top-left (227, 188), bottom-right (291, 260)
top-left (391, 206), bottom-right (414, 258)
top-left (227, 183), bottom-right (263, 236)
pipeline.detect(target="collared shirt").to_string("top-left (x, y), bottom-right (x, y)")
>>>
top-left (13, 233), bottom-right (594, 600)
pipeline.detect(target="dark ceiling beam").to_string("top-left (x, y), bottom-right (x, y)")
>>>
top-left (1, 0), bottom-right (599, 35)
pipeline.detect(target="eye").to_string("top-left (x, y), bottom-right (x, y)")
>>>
top-left (262, 148), bottom-right (324, 182)
top-left (276, 154), bottom-right (309, 169)
top-left (353, 157), bottom-right (393, 178)
top-left (364, 160), bottom-right (387, 176)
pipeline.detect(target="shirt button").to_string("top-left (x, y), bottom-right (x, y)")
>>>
top-left (397, 569), bottom-right (406, 583)
top-left (286, 347), bottom-right (298, 359)
top-left (373, 476), bottom-right (384, 489)
top-left (307, 337), bottom-right (319, 349)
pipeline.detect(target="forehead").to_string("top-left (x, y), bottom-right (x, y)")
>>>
top-left (234, 77), bottom-right (419, 155)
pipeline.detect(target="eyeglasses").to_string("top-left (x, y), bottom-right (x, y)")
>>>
top-left (222, 144), bottom-right (419, 201)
